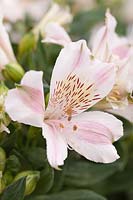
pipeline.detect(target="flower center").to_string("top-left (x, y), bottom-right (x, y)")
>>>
top-left (107, 84), bottom-right (128, 108)
top-left (48, 73), bottom-right (100, 118)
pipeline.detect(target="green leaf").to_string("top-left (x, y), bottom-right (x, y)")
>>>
top-left (6, 155), bottom-right (21, 174)
top-left (1, 178), bottom-right (26, 200)
top-left (18, 32), bottom-right (36, 58)
top-left (49, 169), bottom-right (65, 193)
top-left (23, 147), bottom-right (54, 195)
top-left (33, 164), bottom-right (54, 195)
top-left (0, 130), bottom-right (17, 151)
top-left (25, 190), bottom-right (107, 200)
top-left (64, 159), bottom-right (122, 188)
top-left (24, 147), bottom-right (47, 169)
top-left (92, 164), bottom-right (133, 195)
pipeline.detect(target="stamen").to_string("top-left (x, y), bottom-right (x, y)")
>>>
top-left (44, 116), bottom-right (49, 121)
top-left (68, 116), bottom-right (72, 121)
top-left (66, 107), bottom-right (73, 121)
top-left (59, 123), bottom-right (64, 128)
top-left (73, 125), bottom-right (78, 131)
top-left (49, 74), bottom-right (101, 117)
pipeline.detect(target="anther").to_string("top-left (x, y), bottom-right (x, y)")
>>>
top-left (73, 125), bottom-right (78, 131)
top-left (68, 116), bottom-right (72, 121)
top-left (59, 123), bottom-right (64, 128)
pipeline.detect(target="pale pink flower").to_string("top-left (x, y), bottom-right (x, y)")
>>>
top-left (43, 14), bottom-right (132, 105)
top-left (42, 22), bottom-right (72, 46)
top-left (106, 46), bottom-right (133, 121)
top-left (0, 0), bottom-right (23, 22)
top-left (0, 0), bottom-right (51, 22)
top-left (42, 12), bottom-right (132, 115)
top-left (90, 10), bottom-right (132, 109)
top-left (0, 15), bottom-right (16, 74)
top-left (33, 3), bottom-right (73, 37)
top-left (91, 10), bottom-right (130, 63)
top-left (5, 40), bottom-right (123, 168)
top-left (21, 0), bottom-right (52, 21)
top-left (94, 99), bottom-right (133, 123)
top-left (108, 103), bottom-right (133, 123)
top-left (125, 26), bottom-right (133, 94)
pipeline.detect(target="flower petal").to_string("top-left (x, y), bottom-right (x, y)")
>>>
top-left (47, 40), bottom-right (115, 119)
top-left (21, 70), bottom-right (44, 97)
top-left (42, 22), bottom-right (71, 46)
top-left (0, 15), bottom-right (16, 62)
top-left (49, 40), bottom-right (91, 95)
top-left (91, 10), bottom-right (117, 61)
top-left (5, 71), bottom-right (45, 127)
top-left (0, 47), bottom-right (9, 71)
top-left (126, 49), bottom-right (133, 93)
top-left (64, 111), bottom-right (123, 163)
top-left (112, 42), bottom-right (130, 60)
top-left (33, 3), bottom-right (72, 36)
top-left (42, 123), bottom-right (68, 169)
top-left (107, 104), bottom-right (133, 123)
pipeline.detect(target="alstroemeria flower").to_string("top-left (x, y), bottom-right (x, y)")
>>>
top-left (42, 22), bottom-right (72, 46)
top-left (0, 15), bottom-right (16, 75)
top-left (42, 15), bottom-right (133, 120)
top-left (108, 103), bottom-right (133, 123)
top-left (0, 0), bottom-right (23, 22)
top-left (90, 10), bottom-right (131, 63)
top-left (0, 15), bottom-right (24, 82)
top-left (5, 40), bottom-right (123, 168)
top-left (90, 11), bottom-right (115, 61)
top-left (90, 10), bottom-right (132, 109)
top-left (105, 46), bottom-right (133, 119)
top-left (0, 0), bottom-right (51, 22)
top-left (33, 3), bottom-right (72, 38)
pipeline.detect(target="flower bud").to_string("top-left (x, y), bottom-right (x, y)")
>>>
top-left (3, 171), bottom-right (13, 186)
top-left (33, 3), bottom-right (72, 37)
top-left (0, 83), bottom-right (10, 133)
top-left (0, 148), bottom-right (6, 171)
top-left (2, 62), bottom-right (24, 82)
top-left (0, 83), bottom-right (8, 95)
top-left (45, 92), bottom-right (50, 107)
top-left (0, 171), bottom-right (6, 194)
top-left (6, 155), bottom-right (21, 174)
top-left (18, 32), bottom-right (36, 58)
top-left (14, 171), bottom-right (40, 196)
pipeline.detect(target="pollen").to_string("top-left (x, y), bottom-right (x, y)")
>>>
top-left (59, 123), bottom-right (65, 128)
top-left (73, 125), bottom-right (78, 131)
top-left (66, 107), bottom-right (73, 116)
top-left (44, 116), bottom-right (49, 121)
top-left (68, 116), bottom-right (72, 121)
top-left (108, 84), bottom-right (124, 102)
top-left (66, 107), bottom-right (73, 121)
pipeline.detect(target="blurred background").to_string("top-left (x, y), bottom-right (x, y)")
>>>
top-left (0, 0), bottom-right (132, 41)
